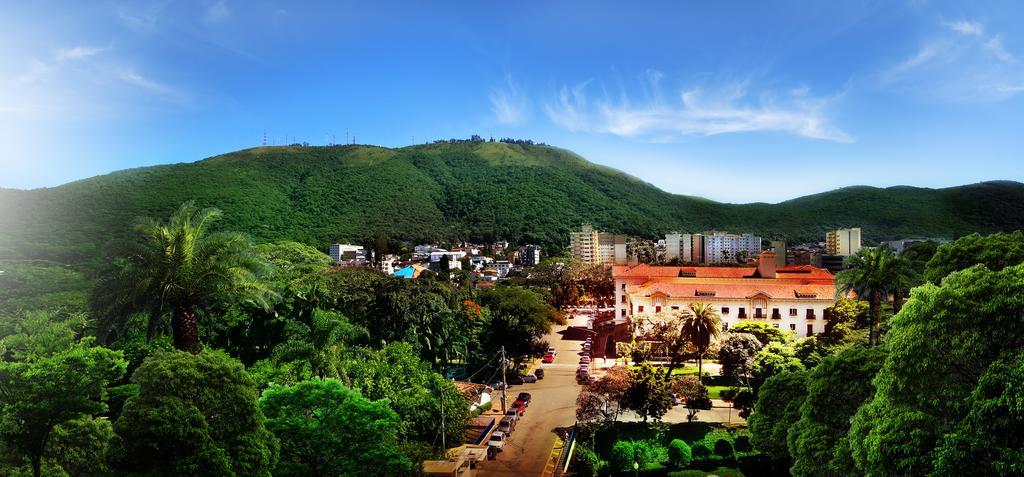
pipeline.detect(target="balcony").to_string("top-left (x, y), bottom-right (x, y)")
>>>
top-left (738, 312), bottom-right (748, 319)
top-left (806, 312), bottom-right (816, 320)
top-left (753, 312), bottom-right (766, 319)
top-left (771, 312), bottom-right (782, 320)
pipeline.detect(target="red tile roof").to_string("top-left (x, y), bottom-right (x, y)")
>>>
top-left (629, 279), bottom-right (836, 300)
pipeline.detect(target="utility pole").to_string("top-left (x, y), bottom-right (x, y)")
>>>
top-left (440, 387), bottom-right (446, 451)
top-left (500, 346), bottom-right (508, 413)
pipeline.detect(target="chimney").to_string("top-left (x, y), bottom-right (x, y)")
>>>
top-left (758, 250), bottom-right (777, 279)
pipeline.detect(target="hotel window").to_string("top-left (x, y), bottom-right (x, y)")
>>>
top-left (721, 307), bottom-right (730, 314)
top-left (806, 308), bottom-right (816, 319)
top-left (789, 308), bottom-right (798, 316)
top-left (638, 305), bottom-right (644, 312)
top-left (738, 307), bottom-right (747, 318)
top-left (790, 324), bottom-right (796, 331)
top-left (754, 307), bottom-right (764, 318)
top-left (621, 283), bottom-right (626, 291)
top-left (807, 324), bottom-right (814, 336)
top-left (772, 308), bottom-right (781, 319)
top-left (671, 305), bottom-right (680, 310)
top-left (621, 309), bottom-right (626, 317)
top-left (655, 306), bottom-right (662, 313)
top-left (621, 295), bottom-right (627, 303)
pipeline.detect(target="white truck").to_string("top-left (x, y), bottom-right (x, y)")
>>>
top-left (488, 431), bottom-right (508, 452)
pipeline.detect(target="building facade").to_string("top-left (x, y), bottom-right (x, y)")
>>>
top-left (518, 245), bottom-right (542, 266)
top-left (665, 232), bottom-right (695, 262)
top-left (826, 228), bottom-right (862, 256)
top-left (570, 224), bottom-right (600, 264)
top-left (329, 244), bottom-right (367, 263)
top-left (612, 251), bottom-right (836, 338)
top-left (702, 232), bottom-right (762, 264)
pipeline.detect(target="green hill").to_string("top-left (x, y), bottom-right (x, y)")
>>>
top-left (2, 141), bottom-right (1023, 265)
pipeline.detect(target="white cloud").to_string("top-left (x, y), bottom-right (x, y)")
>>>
top-left (883, 20), bottom-right (1022, 101)
top-left (945, 20), bottom-right (984, 36)
top-left (117, 68), bottom-right (177, 95)
top-left (489, 75), bottom-right (530, 125)
top-left (544, 79), bottom-right (852, 143)
top-left (56, 46), bottom-right (106, 61)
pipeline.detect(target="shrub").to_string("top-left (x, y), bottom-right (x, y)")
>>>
top-left (667, 439), bottom-right (693, 468)
top-left (714, 438), bottom-right (735, 457)
top-left (574, 445), bottom-right (604, 477)
top-left (691, 440), bottom-right (713, 460)
top-left (632, 439), bottom-right (664, 468)
top-left (719, 387), bottom-right (739, 402)
top-left (609, 440), bottom-right (635, 472)
top-left (734, 435), bottom-right (753, 452)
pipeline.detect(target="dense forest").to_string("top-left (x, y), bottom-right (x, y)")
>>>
top-left (2, 140), bottom-right (1023, 267)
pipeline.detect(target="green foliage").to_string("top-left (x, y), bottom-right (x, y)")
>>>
top-left (788, 345), bottom-right (886, 477)
top-left (719, 333), bottom-right (763, 382)
top-left (111, 350), bottom-right (278, 477)
top-left (573, 444), bottom-right (604, 477)
top-left (624, 362), bottom-right (675, 422)
top-left (751, 342), bottom-right (805, 390)
top-left (734, 435), bottom-right (753, 453)
top-left (691, 440), bottom-right (714, 460)
top-left (931, 350), bottom-right (1024, 476)
top-left (341, 342), bottom-right (470, 447)
top-left (0, 261), bottom-right (90, 314)
top-left (608, 439), bottom-right (663, 472)
top-left (846, 264), bottom-right (1024, 476)
top-left (749, 370), bottom-right (808, 460)
top-left (269, 309), bottom-right (366, 382)
top-left (90, 202), bottom-right (277, 352)
top-left (260, 379), bottom-right (410, 477)
top-left (0, 312), bottom-right (126, 477)
top-left (668, 439), bottom-right (693, 468)
top-left (714, 439), bottom-right (735, 457)
top-left (475, 286), bottom-right (556, 358)
top-left (924, 231), bottom-right (1024, 284)
top-left (836, 246), bottom-right (914, 345)
top-left (730, 322), bottom-right (790, 346)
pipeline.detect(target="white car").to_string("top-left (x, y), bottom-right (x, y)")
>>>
top-left (578, 363), bottom-right (590, 372)
top-left (488, 431), bottom-right (507, 451)
top-left (547, 346), bottom-right (557, 356)
top-left (579, 356), bottom-right (591, 364)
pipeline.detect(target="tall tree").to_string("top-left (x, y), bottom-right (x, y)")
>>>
top-left (677, 303), bottom-right (723, 383)
top-left (92, 202), bottom-right (277, 353)
top-left (260, 380), bottom-right (410, 477)
top-left (111, 350), bottom-right (278, 476)
top-left (0, 313), bottom-right (126, 477)
top-left (623, 362), bottom-right (674, 422)
top-left (749, 370), bottom-right (808, 461)
top-left (835, 246), bottom-right (901, 345)
top-left (924, 231), bottom-right (1024, 284)
top-left (718, 333), bottom-right (764, 388)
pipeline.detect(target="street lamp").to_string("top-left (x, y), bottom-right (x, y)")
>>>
top-left (633, 460), bottom-right (639, 477)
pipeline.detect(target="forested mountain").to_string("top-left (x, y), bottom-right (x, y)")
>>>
top-left (2, 140), bottom-right (1023, 264)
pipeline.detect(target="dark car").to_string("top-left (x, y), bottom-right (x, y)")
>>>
top-left (535, 368), bottom-right (545, 379)
top-left (517, 392), bottom-right (532, 402)
top-left (508, 375), bottom-right (525, 385)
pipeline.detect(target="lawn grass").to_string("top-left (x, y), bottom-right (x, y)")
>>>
top-left (706, 385), bottom-right (732, 399)
top-left (668, 467), bottom-right (745, 477)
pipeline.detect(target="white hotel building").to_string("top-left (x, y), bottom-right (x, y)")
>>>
top-left (612, 251), bottom-right (837, 338)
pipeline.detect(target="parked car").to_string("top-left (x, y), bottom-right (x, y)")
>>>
top-left (542, 354), bottom-right (554, 363)
top-left (579, 356), bottom-right (591, 364)
top-left (499, 416), bottom-right (516, 433)
top-left (522, 373), bottom-right (538, 383)
top-left (578, 363), bottom-right (590, 371)
top-left (488, 431), bottom-right (507, 452)
top-left (576, 371), bottom-right (590, 383)
top-left (490, 381), bottom-right (507, 390)
top-left (508, 375), bottom-right (525, 385)
top-left (547, 346), bottom-right (557, 355)
top-left (513, 398), bottom-right (528, 409)
top-left (506, 407), bottom-right (523, 418)
top-left (517, 392), bottom-right (532, 401)
top-left (535, 368), bottom-right (545, 379)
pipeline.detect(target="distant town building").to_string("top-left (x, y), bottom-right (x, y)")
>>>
top-left (570, 224), bottom-right (628, 265)
top-left (701, 231), bottom-right (762, 264)
top-left (494, 260), bottom-right (512, 277)
top-left (329, 244), bottom-right (367, 263)
top-left (518, 245), bottom-right (542, 266)
top-left (770, 240), bottom-right (787, 268)
top-left (665, 232), bottom-right (695, 262)
top-left (883, 238), bottom-right (927, 253)
top-left (826, 228), bottom-right (862, 256)
top-left (820, 255), bottom-right (848, 274)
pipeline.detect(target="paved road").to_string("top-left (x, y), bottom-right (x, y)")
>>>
top-left (477, 314), bottom-right (589, 476)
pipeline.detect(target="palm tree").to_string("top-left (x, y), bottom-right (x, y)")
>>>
top-left (92, 202), bottom-right (277, 353)
top-left (679, 302), bottom-right (722, 384)
top-left (889, 254), bottom-right (921, 314)
top-left (273, 309), bottom-right (366, 380)
top-left (835, 246), bottom-right (908, 345)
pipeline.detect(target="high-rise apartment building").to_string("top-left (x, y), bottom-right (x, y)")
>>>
top-left (826, 228), bottom-right (862, 256)
top-left (570, 224), bottom-right (600, 264)
top-left (702, 231), bottom-right (762, 264)
top-left (665, 232), bottom-right (695, 262)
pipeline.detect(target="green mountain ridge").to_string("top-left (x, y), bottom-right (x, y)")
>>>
top-left (1, 141), bottom-right (1023, 264)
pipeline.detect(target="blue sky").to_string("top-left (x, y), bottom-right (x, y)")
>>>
top-left (1, 0), bottom-right (1022, 202)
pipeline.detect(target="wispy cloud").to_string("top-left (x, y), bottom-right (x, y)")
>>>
top-left (56, 46), bottom-right (106, 61)
top-left (883, 20), bottom-right (1022, 101)
top-left (944, 20), bottom-right (984, 36)
top-left (204, 0), bottom-right (230, 23)
top-left (489, 75), bottom-right (529, 125)
top-left (544, 74), bottom-right (852, 143)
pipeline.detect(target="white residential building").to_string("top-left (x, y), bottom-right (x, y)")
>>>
top-left (702, 232), bottom-right (762, 264)
top-left (826, 228), bottom-right (862, 256)
top-left (329, 244), bottom-right (367, 263)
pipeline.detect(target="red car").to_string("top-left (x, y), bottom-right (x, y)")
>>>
top-left (542, 354), bottom-right (554, 363)
top-left (513, 399), bottom-right (528, 409)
